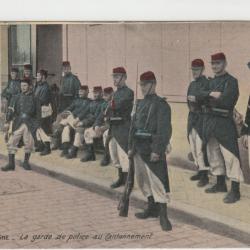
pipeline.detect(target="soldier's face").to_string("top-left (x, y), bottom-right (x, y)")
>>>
top-left (211, 60), bottom-right (226, 74)
top-left (63, 66), bottom-right (71, 75)
top-left (24, 69), bottom-right (31, 77)
top-left (10, 71), bottom-right (18, 80)
top-left (103, 93), bottom-right (113, 101)
top-left (93, 91), bottom-right (102, 100)
top-left (79, 89), bottom-right (88, 98)
top-left (36, 73), bottom-right (42, 82)
top-left (192, 67), bottom-right (204, 80)
top-left (140, 81), bottom-right (156, 97)
top-left (113, 74), bottom-right (124, 87)
top-left (21, 82), bottom-right (29, 93)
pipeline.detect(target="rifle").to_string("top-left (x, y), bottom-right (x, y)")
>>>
top-left (117, 63), bottom-right (139, 217)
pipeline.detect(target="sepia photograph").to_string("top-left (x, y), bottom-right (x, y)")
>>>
top-left (0, 4), bottom-right (250, 247)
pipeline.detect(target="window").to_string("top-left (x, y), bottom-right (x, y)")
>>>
top-left (9, 25), bottom-right (31, 66)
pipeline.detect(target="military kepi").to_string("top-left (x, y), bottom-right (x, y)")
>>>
top-left (11, 67), bottom-right (19, 73)
top-left (24, 64), bottom-right (32, 70)
top-left (112, 67), bottom-right (126, 75)
top-left (38, 69), bottom-right (48, 78)
top-left (62, 61), bottom-right (71, 67)
top-left (211, 52), bottom-right (226, 61)
top-left (191, 59), bottom-right (204, 68)
top-left (140, 71), bottom-right (156, 83)
top-left (80, 85), bottom-right (89, 90)
top-left (103, 87), bottom-right (114, 94)
top-left (93, 86), bottom-right (102, 92)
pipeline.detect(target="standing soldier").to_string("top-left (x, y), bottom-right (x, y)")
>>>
top-left (23, 64), bottom-right (34, 89)
top-left (202, 52), bottom-right (244, 203)
top-left (59, 61), bottom-right (81, 112)
top-left (108, 67), bottom-right (134, 189)
top-left (2, 67), bottom-right (21, 107)
top-left (1, 79), bottom-right (41, 171)
top-left (128, 71), bottom-right (172, 231)
top-left (79, 86), bottom-right (113, 162)
top-left (34, 69), bottom-right (53, 156)
top-left (241, 61), bottom-right (250, 164)
top-left (187, 59), bottom-right (209, 187)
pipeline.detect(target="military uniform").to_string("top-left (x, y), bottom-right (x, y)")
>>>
top-left (79, 86), bottom-right (111, 162)
top-left (109, 67), bottom-right (134, 188)
top-left (187, 59), bottom-right (209, 186)
top-left (34, 70), bottom-right (53, 155)
top-left (59, 86), bottom-right (91, 156)
top-left (59, 62), bottom-right (81, 112)
top-left (2, 68), bottom-right (21, 107)
top-left (201, 53), bottom-right (243, 204)
top-left (241, 96), bottom-right (250, 161)
top-left (129, 71), bottom-right (172, 231)
top-left (2, 85), bottom-right (41, 172)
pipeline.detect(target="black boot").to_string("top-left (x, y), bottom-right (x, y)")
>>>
top-left (135, 196), bottom-right (159, 219)
top-left (35, 141), bottom-right (45, 152)
top-left (197, 170), bottom-right (209, 187)
top-left (51, 137), bottom-right (61, 150)
top-left (100, 151), bottom-right (110, 166)
top-left (80, 144), bottom-right (96, 162)
top-left (223, 181), bottom-right (240, 204)
top-left (66, 146), bottom-right (78, 159)
top-left (190, 171), bottom-right (201, 181)
top-left (60, 142), bottom-right (70, 157)
top-left (22, 153), bottom-right (31, 171)
top-left (110, 168), bottom-right (125, 189)
top-left (159, 203), bottom-right (172, 231)
top-left (40, 142), bottom-right (51, 156)
top-left (51, 125), bottom-right (64, 150)
top-left (205, 175), bottom-right (227, 193)
top-left (1, 154), bottom-right (15, 171)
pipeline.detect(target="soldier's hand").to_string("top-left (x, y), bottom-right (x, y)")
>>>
top-left (128, 150), bottom-right (134, 159)
top-left (242, 135), bottom-right (248, 149)
top-left (187, 95), bottom-right (196, 102)
top-left (209, 91), bottom-right (221, 99)
top-left (150, 152), bottom-right (160, 162)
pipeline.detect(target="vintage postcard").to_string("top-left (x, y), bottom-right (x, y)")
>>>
top-left (0, 19), bottom-right (250, 248)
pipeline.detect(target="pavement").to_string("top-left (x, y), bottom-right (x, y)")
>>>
top-left (1, 134), bottom-right (250, 246)
top-left (0, 157), bottom-right (247, 248)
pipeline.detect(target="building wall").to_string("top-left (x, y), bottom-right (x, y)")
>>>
top-left (64, 22), bottom-right (250, 181)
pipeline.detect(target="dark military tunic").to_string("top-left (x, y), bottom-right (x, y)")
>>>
top-left (2, 79), bottom-right (21, 106)
top-left (94, 101), bottom-right (109, 127)
top-left (187, 75), bottom-right (209, 139)
top-left (65, 97), bottom-right (92, 119)
top-left (34, 81), bottom-right (53, 134)
top-left (109, 85), bottom-right (134, 153)
top-left (202, 73), bottom-right (240, 158)
top-left (129, 94), bottom-right (172, 193)
top-left (59, 73), bottom-right (81, 112)
top-left (6, 92), bottom-right (41, 139)
top-left (241, 96), bottom-right (250, 135)
top-left (81, 98), bottom-right (105, 127)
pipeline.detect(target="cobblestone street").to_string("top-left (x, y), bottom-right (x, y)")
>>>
top-left (0, 157), bottom-right (246, 248)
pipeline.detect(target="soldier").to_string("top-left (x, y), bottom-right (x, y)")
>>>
top-left (1, 79), bottom-right (41, 171)
top-left (2, 67), bottom-right (21, 107)
top-left (108, 67), bottom-right (134, 189)
top-left (128, 71), bottom-right (172, 231)
top-left (202, 52), bottom-right (244, 203)
top-left (23, 64), bottom-right (34, 89)
top-left (59, 61), bottom-right (81, 112)
top-left (79, 86), bottom-right (105, 161)
top-left (241, 61), bottom-right (250, 163)
top-left (79, 87), bottom-right (114, 163)
top-left (187, 59), bottom-right (209, 187)
top-left (57, 85), bottom-right (91, 157)
top-left (34, 69), bottom-right (53, 156)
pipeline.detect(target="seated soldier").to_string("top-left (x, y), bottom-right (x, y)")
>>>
top-left (66, 86), bottom-right (105, 159)
top-left (80, 87), bottom-right (114, 163)
top-left (54, 85), bottom-right (92, 157)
